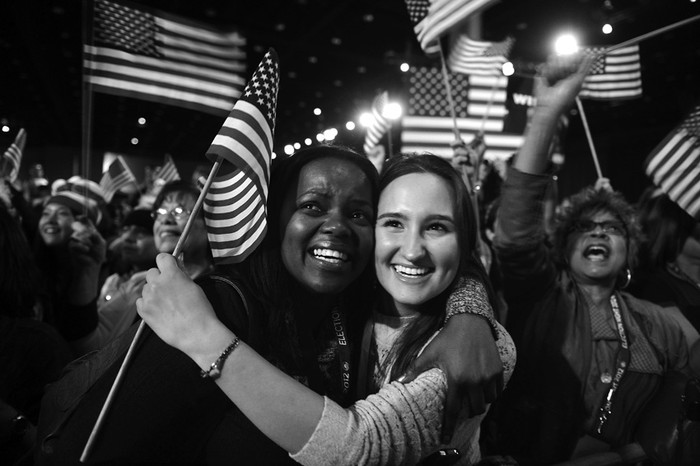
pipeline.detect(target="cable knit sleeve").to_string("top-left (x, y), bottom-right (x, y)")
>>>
top-left (291, 369), bottom-right (446, 466)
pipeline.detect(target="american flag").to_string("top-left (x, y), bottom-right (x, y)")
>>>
top-left (153, 154), bottom-right (181, 183)
top-left (404, 0), bottom-right (440, 56)
top-left (405, 0), bottom-right (498, 56)
top-left (447, 35), bottom-right (514, 76)
top-left (203, 49), bottom-right (279, 264)
top-left (401, 66), bottom-right (524, 160)
top-left (363, 91), bottom-right (392, 155)
top-left (644, 104), bottom-right (700, 218)
top-left (100, 155), bottom-right (137, 202)
top-left (2, 128), bottom-right (26, 183)
top-left (579, 45), bottom-right (642, 100)
top-left (83, 0), bottom-right (246, 116)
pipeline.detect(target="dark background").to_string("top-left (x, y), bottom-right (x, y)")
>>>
top-left (2, 0), bottom-right (699, 202)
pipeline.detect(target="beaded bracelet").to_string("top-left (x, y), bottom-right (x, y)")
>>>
top-left (200, 337), bottom-right (240, 379)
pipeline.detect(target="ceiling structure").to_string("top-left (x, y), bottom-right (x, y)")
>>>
top-left (2, 0), bottom-right (699, 199)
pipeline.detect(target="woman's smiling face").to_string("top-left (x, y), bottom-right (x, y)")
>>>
top-left (39, 203), bottom-right (76, 247)
top-left (374, 172), bottom-right (460, 316)
top-left (279, 157), bottom-right (375, 295)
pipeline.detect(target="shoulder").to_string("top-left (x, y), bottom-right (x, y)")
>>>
top-left (196, 273), bottom-right (261, 344)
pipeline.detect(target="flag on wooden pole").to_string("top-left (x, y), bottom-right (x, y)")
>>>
top-left (404, 0), bottom-right (498, 57)
top-left (645, 104), bottom-right (700, 218)
top-left (363, 91), bottom-right (392, 155)
top-left (153, 154), bottom-right (181, 184)
top-left (2, 128), bottom-right (26, 183)
top-left (203, 49), bottom-right (279, 264)
top-left (100, 155), bottom-right (137, 202)
top-left (580, 45), bottom-right (643, 100)
top-left (447, 35), bottom-right (514, 76)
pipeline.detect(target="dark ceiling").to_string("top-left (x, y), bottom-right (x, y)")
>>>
top-left (1, 0), bottom-right (699, 198)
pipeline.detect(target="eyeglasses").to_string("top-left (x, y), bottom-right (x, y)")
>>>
top-left (151, 205), bottom-right (191, 221)
top-left (571, 220), bottom-right (627, 236)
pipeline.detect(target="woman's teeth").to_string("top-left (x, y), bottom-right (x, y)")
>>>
top-left (313, 248), bottom-right (348, 263)
top-left (393, 265), bottom-right (429, 276)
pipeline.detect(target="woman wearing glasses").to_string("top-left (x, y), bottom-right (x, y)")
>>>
top-left (71, 181), bottom-right (213, 355)
top-left (490, 53), bottom-right (698, 463)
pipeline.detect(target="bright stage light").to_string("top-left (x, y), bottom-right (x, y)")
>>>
top-left (383, 102), bottom-right (403, 120)
top-left (602, 23), bottom-right (613, 34)
top-left (359, 112), bottom-right (374, 127)
top-left (502, 61), bottom-right (515, 76)
top-left (553, 34), bottom-right (579, 55)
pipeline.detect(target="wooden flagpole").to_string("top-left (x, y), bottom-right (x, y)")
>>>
top-left (80, 157), bottom-right (224, 462)
top-left (574, 97), bottom-right (603, 180)
top-left (603, 14), bottom-right (700, 55)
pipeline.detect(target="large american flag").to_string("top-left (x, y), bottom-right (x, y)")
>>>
top-left (405, 0), bottom-right (498, 56)
top-left (83, 0), bottom-right (246, 116)
top-left (2, 128), bottom-right (26, 183)
top-left (363, 91), bottom-right (392, 155)
top-left (203, 49), bottom-right (279, 264)
top-left (447, 35), bottom-right (514, 76)
top-left (401, 66), bottom-right (524, 160)
top-left (579, 45), bottom-right (642, 101)
top-left (100, 155), bottom-right (137, 203)
top-left (644, 104), bottom-right (700, 218)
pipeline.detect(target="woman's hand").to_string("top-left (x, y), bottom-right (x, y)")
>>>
top-left (137, 253), bottom-right (230, 369)
top-left (400, 314), bottom-right (503, 443)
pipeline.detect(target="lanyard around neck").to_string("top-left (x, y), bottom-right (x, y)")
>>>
top-left (594, 293), bottom-right (631, 435)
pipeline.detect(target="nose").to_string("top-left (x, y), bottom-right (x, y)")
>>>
top-left (321, 210), bottom-right (351, 237)
top-left (589, 224), bottom-right (608, 237)
top-left (402, 230), bottom-right (426, 262)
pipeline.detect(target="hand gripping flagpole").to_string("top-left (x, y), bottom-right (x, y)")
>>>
top-left (80, 48), bottom-right (279, 463)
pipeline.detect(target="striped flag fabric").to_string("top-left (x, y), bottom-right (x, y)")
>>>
top-left (203, 49), bottom-right (279, 264)
top-left (100, 155), bottom-right (137, 202)
top-left (400, 66), bottom-right (524, 160)
top-left (363, 91), bottom-right (392, 155)
top-left (83, 0), bottom-right (246, 116)
top-left (644, 104), bottom-right (700, 218)
top-left (447, 35), bottom-right (514, 76)
top-left (405, 0), bottom-right (498, 56)
top-left (404, 0), bottom-right (440, 56)
top-left (1, 128), bottom-right (26, 183)
top-left (579, 45), bottom-right (642, 100)
top-left (153, 154), bottom-right (181, 183)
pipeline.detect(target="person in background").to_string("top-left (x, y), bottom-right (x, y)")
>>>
top-left (632, 188), bottom-right (700, 338)
top-left (0, 206), bottom-right (72, 465)
top-left (490, 52), bottom-right (697, 464)
top-left (33, 179), bottom-right (107, 348)
top-left (137, 152), bottom-right (515, 465)
top-left (72, 208), bottom-right (158, 355)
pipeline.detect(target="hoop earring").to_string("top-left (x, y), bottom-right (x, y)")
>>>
top-left (620, 267), bottom-right (632, 289)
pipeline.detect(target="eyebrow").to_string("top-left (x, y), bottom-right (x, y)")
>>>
top-left (377, 212), bottom-right (455, 223)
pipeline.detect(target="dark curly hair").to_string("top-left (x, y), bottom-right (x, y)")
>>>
top-left (552, 187), bottom-right (644, 275)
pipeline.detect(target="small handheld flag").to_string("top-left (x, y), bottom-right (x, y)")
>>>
top-left (203, 48), bottom-right (279, 264)
top-left (363, 91), bottom-right (391, 155)
top-left (100, 155), bottom-right (138, 203)
top-left (2, 129), bottom-right (27, 183)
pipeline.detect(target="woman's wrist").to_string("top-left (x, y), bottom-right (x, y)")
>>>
top-left (188, 323), bottom-right (238, 372)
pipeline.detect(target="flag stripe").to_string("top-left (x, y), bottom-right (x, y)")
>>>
top-left (364, 91), bottom-right (392, 154)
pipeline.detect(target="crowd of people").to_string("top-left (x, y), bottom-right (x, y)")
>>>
top-left (1, 52), bottom-right (699, 466)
